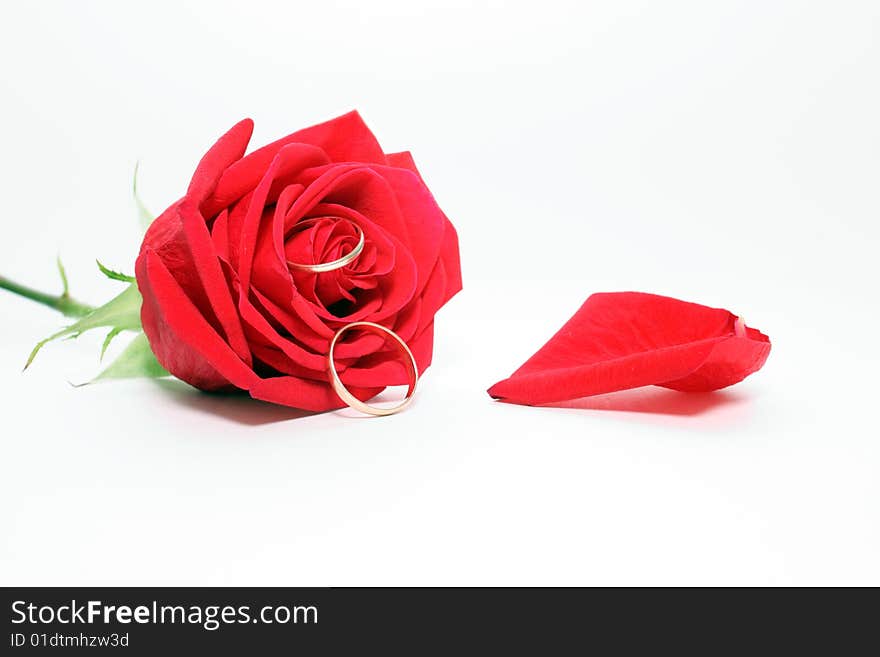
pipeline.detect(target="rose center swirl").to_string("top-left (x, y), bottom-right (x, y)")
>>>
top-left (285, 216), bottom-right (364, 274)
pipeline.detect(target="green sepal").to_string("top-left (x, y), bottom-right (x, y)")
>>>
top-left (100, 327), bottom-right (124, 361)
top-left (96, 260), bottom-right (136, 283)
top-left (25, 283), bottom-right (143, 370)
top-left (133, 162), bottom-right (155, 231)
top-left (89, 332), bottom-right (169, 383)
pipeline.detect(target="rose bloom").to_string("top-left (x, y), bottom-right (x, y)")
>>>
top-left (136, 112), bottom-right (462, 410)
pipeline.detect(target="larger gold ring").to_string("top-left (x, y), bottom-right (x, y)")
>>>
top-left (287, 217), bottom-right (365, 274)
top-left (328, 321), bottom-right (419, 416)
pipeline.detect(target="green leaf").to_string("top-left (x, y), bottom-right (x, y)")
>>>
top-left (96, 259), bottom-right (136, 283)
top-left (133, 162), bottom-right (155, 231)
top-left (100, 327), bottom-right (124, 361)
top-left (25, 283), bottom-right (143, 370)
top-left (91, 332), bottom-right (169, 383)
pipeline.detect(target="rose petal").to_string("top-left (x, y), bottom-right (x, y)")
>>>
top-left (436, 216), bottom-right (463, 306)
top-left (179, 198), bottom-right (252, 365)
top-left (237, 143), bottom-right (330, 291)
top-left (385, 150), bottom-right (419, 176)
top-left (205, 111), bottom-right (386, 216)
top-left (137, 249), bottom-right (259, 390)
top-left (488, 292), bottom-right (771, 406)
top-left (363, 165), bottom-right (447, 297)
top-left (141, 203), bottom-right (246, 359)
top-left (333, 317), bottom-right (434, 388)
top-left (211, 209), bottom-right (230, 261)
top-left (248, 375), bottom-right (382, 412)
top-left (188, 119), bottom-right (254, 203)
top-left (384, 151), bottom-right (463, 305)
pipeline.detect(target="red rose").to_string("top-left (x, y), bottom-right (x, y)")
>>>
top-left (135, 112), bottom-right (462, 411)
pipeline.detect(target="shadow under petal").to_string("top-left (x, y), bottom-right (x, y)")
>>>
top-left (542, 386), bottom-right (746, 416)
top-left (153, 379), bottom-right (320, 426)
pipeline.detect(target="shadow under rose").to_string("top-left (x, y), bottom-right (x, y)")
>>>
top-left (330, 384), bottom-right (416, 419)
top-left (153, 379), bottom-right (320, 426)
top-left (540, 386), bottom-right (748, 416)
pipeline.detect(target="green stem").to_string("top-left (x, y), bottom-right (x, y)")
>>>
top-left (0, 274), bottom-right (94, 318)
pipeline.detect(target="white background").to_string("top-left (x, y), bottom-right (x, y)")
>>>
top-left (1, 1), bottom-right (878, 586)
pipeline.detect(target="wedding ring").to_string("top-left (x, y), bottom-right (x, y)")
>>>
top-left (287, 218), bottom-right (364, 274)
top-left (327, 321), bottom-right (419, 417)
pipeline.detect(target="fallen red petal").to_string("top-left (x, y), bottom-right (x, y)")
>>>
top-left (487, 292), bottom-right (771, 406)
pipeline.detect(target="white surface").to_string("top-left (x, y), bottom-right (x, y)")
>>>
top-left (1, 0), bottom-right (878, 586)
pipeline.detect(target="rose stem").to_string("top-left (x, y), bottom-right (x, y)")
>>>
top-left (0, 274), bottom-right (93, 318)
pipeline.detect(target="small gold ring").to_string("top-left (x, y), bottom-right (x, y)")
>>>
top-left (328, 321), bottom-right (419, 416)
top-left (287, 218), bottom-right (365, 274)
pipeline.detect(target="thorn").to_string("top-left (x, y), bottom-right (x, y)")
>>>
top-left (56, 255), bottom-right (70, 298)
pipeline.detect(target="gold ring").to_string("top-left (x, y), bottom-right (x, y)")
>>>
top-left (327, 321), bottom-right (419, 416)
top-left (287, 217), bottom-right (365, 274)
